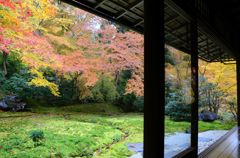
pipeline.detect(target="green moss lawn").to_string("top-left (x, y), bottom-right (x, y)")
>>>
top-left (165, 117), bottom-right (236, 134)
top-left (0, 104), bottom-right (236, 158)
top-left (0, 104), bottom-right (143, 158)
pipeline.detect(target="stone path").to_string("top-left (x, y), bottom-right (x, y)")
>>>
top-left (127, 130), bottom-right (228, 158)
top-left (164, 133), bottom-right (190, 158)
top-left (198, 130), bottom-right (228, 153)
top-left (164, 130), bottom-right (228, 157)
top-left (128, 143), bottom-right (143, 158)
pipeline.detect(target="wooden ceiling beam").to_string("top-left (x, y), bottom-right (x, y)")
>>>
top-left (165, 27), bottom-right (189, 45)
top-left (134, 20), bottom-right (144, 27)
top-left (94, 0), bottom-right (106, 9)
top-left (166, 23), bottom-right (187, 32)
top-left (116, 0), bottom-right (143, 19)
top-left (198, 42), bottom-right (215, 49)
top-left (198, 37), bottom-right (208, 44)
top-left (198, 47), bottom-right (218, 60)
top-left (105, 0), bottom-right (144, 20)
top-left (60, 0), bottom-right (143, 34)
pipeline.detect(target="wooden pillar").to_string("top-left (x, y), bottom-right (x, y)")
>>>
top-left (237, 58), bottom-right (240, 158)
top-left (190, 17), bottom-right (199, 157)
top-left (237, 58), bottom-right (240, 128)
top-left (144, 0), bottom-right (164, 157)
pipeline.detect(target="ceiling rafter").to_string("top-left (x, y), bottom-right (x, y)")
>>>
top-left (94, 0), bottom-right (107, 9)
top-left (61, 0), bottom-right (144, 33)
top-left (116, 0), bottom-right (143, 19)
top-left (103, 0), bottom-right (144, 20)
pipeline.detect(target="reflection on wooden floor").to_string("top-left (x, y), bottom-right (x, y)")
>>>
top-left (205, 127), bottom-right (238, 158)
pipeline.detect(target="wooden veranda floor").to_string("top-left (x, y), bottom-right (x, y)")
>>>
top-left (202, 127), bottom-right (239, 158)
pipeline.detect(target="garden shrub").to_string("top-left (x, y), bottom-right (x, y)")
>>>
top-left (51, 75), bottom-right (78, 106)
top-left (29, 130), bottom-right (44, 146)
top-left (0, 71), bottom-right (6, 99)
top-left (219, 112), bottom-right (236, 123)
top-left (1, 69), bottom-right (33, 98)
top-left (114, 93), bottom-right (143, 112)
top-left (119, 93), bottom-right (136, 112)
top-left (226, 98), bottom-right (237, 120)
top-left (0, 49), bottom-right (24, 78)
top-left (7, 50), bottom-right (24, 75)
top-left (165, 91), bottom-right (191, 122)
top-left (92, 75), bottom-right (118, 103)
top-left (92, 87), bottom-right (104, 102)
top-left (116, 70), bottom-right (132, 96)
top-left (0, 71), bottom-right (5, 84)
top-left (1, 69), bottom-right (54, 100)
top-left (133, 96), bottom-right (144, 112)
top-left (29, 69), bottom-right (60, 97)
top-left (75, 75), bottom-right (93, 103)
top-left (199, 75), bottom-right (226, 114)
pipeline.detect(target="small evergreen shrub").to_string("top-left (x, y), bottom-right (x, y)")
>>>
top-left (116, 70), bottom-right (132, 96)
top-left (92, 75), bottom-right (119, 103)
top-left (115, 93), bottom-right (143, 112)
top-left (165, 92), bottom-right (191, 122)
top-left (219, 112), bottom-right (236, 123)
top-left (133, 96), bottom-right (144, 112)
top-left (29, 130), bottom-right (44, 146)
top-left (0, 71), bottom-right (5, 84)
top-left (121, 93), bottom-right (136, 112)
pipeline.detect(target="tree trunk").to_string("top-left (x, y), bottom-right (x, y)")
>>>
top-left (209, 106), bottom-right (213, 112)
top-left (115, 70), bottom-right (120, 86)
top-left (207, 90), bottom-right (211, 111)
top-left (2, 51), bottom-right (8, 78)
top-left (213, 106), bottom-right (219, 114)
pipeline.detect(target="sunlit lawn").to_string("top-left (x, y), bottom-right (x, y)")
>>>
top-left (0, 104), bottom-right (236, 158)
top-left (0, 104), bottom-right (143, 158)
top-left (165, 117), bottom-right (236, 134)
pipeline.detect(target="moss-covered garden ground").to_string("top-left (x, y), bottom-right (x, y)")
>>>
top-left (165, 117), bottom-right (236, 133)
top-left (0, 103), bottom-right (236, 158)
top-left (0, 104), bottom-right (143, 158)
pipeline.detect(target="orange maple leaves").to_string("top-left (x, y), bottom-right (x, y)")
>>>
top-left (0, 0), bottom-right (16, 9)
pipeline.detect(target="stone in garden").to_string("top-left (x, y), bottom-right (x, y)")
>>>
top-left (0, 95), bottom-right (26, 112)
top-left (199, 111), bottom-right (218, 122)
top-left (0, 101), bottom-right (8, 109)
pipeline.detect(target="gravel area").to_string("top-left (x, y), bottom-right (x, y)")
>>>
top-left (164, 130), bottom-right (228, 158)
top-left (198, 130), bottom-right (228, 153)
top-left (128, 130), bottom-right (228, 158)
top-left (128, 143), bottom-right (143, 158)
top-left (129, 153), bottom-right (142, 158)
top-left (164, 133), bottom-right (190, 158)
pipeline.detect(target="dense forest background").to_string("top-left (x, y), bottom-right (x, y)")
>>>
top-left (0, 0), bottom-right (236, 117)
top-left (165, 46), bottom-right (237, 121)
top-left (0, 0), bottom-right (144, 112)
top-left (0, 1), bottom-right (236, 157)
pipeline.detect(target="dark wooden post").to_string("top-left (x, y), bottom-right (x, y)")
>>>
top-left (237, 58), bottom-right (240, 128)
top-left (236, 58), bottom-right (240, 158)
top-left (144, 0), bottom-right (164, 158)
top-left (190, 17), bottom-right (199, 157)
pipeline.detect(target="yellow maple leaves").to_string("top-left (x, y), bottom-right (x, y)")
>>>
top-left (199, 60), bottom-right (237, 100)
top-left (28, 69), bottom-right (60, 96)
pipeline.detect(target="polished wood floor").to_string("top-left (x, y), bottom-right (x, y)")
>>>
top-left (205, 128), bottom-right (239, 158)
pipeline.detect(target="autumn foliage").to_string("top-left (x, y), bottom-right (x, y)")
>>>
top-left (165, 46), bottom-right (237, 121)
top-left (0, 0), bottom-right (144, 108)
